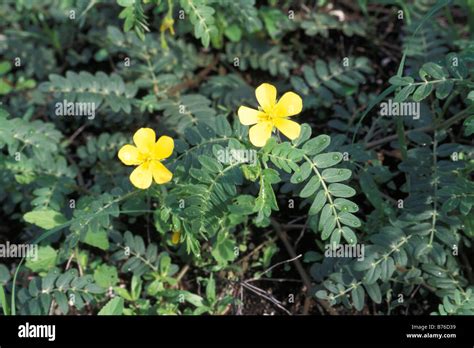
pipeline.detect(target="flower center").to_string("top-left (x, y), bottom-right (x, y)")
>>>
top-left (139, 150), bottom-right (164, 165)
top-left (138, 152), bottom-right (154, 164)
top-left (258, 106), bottom-right (277, 122)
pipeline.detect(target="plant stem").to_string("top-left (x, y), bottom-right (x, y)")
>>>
top-left (270, 218), bottom-right (338, 315)
top-left (303, 154), bottom-right (343, 234)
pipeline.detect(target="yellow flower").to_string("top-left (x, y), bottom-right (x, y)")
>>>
top-left (238, 83), bottom-right (303, 147)
top-left (171, 230), bottom-right (181, 245)
top-left (118, 128), bottom-right (174, 189)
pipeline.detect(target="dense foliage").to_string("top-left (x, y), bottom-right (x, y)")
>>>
top-left (0, 0), bottom-right (473, 316)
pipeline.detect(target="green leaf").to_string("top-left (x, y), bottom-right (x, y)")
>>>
top-left (446, 53), bottom-right (468, 79)
top-left (0, 264), bottom-right (10, 285)
top-left (319, 204), bottom-right (336, 239)
top-left (389, 76), bottom-right (414, 86)
top-left (302, 134), bottom-right (331, 155)
top-left (131, 275), bottom-right (142, 301)
top-left (412, 83), bottom-right (433, 101)
top-left (315, 290), bottom-right (328, 300)
top-left (260, 7), bottom-right (287, 39)
top-left (339, 212), bottom-right (361, 228)
top-left (199, 155), bottom-right (223, 172)
top-left (313, 152), bottom-right (343, 168)
top-left (435, 80), bottom-right (453, 99)
top-left (94, 265), bottom-right (119, 288)
top-left (293, 124), bottom-right (312, 146)
top-left (308, 190), bottom-right (327, 215)
top-left (98, 297), bottom-right (124, 315)
top-left (393, 84), bottom-right (415, 103)
top-left (24, 209), bottom-right (67, 230)
top-left (467, 91), bottom-right (474, 101)
top-left (321, 168), bottom-right (352, 183)
top-left (334, 198), bottom-right (359, 213)
top-left (180, 290), bottom-right (204, 307)
top-left (117, 0), bottom-right (135, 6)
top-left (211, 234), bottom-right (237, 265)
top-left (0, 285), bottom-right (9, 315)
top-left (463, 115), bottom-right (474, 136)
top-left (56, 270), bottom-right (76, 290)
top-left (341, 226), bottom-right (357, 244)
top-left (359, 171), bottom-right (385, 210)
top-left (414, 241), bottom-right (431, 258)
top-left (206, 275), bottom-right (216, 302)
top-left (85, 283), bottom-right (106, 294)
top-left (224, 24), bottom-right (242, 42)
top-left (255, 168), bottom-right (280, 221)
top-left (83, 229), bottom-right (110, 250)
top-left (0, 80), bottom-right (12, 95)
top-left (299, 176), bottom-right (320, 198)
top-left (420, 62), bottom-right (445, 80)
top-left (364, 283), bottom-right (382, 304)
top-left (330, 228), bottom-right (341, 245)
top-left (328, 183), bottom-right (356, 198)
top-left (351, 285), bottom-right (365, 311)
top-left (290, 162), bottom-right (311, 184)
top-left (0, 61), bottom-right (12, 75)
top-left (54, 292), bottom-right (69, 314)
top-left (25, 246), bottom-right (58, 273)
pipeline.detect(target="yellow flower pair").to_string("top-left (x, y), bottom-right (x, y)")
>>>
top-left (118, 83), bottom-right (302, 189)
top-left (118, 84), bottom-right (302, 247)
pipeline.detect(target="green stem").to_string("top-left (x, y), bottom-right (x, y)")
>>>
top-left (395, 117), bottom-right (410, 192)
top-left (428, 132), bottom-right (438, 246)
top-left (303, 154), bottom-right (343, 234)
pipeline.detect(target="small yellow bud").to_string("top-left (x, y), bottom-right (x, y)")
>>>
top-left (171, 231), bottom-right (181, 245)
top-left (160, 17), bottom-right (175, 35)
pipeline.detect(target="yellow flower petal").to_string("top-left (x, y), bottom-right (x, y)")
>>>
top-left (249, 121), bottom-right (273, 147)
top-left (238, 106), bottom-right (264, 125)
top-left (153, 135), bottom-right (174, 160)
top-left (118, 144), bottom-right (142, 165)
top-left (133, 128), bottom-right (156, 154)
top-left (151, 161), bottom-right (173, 184)
top-left (255, 83), bottom-right (277, 113)
top-left (274, 92), bottom-right (303, 117)
top-left (129, 162), bottom-right (153, 189)
top-left (274, 118), bottom-right (301, 140)
top-left (171, 231), bottom-right (181, 245)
